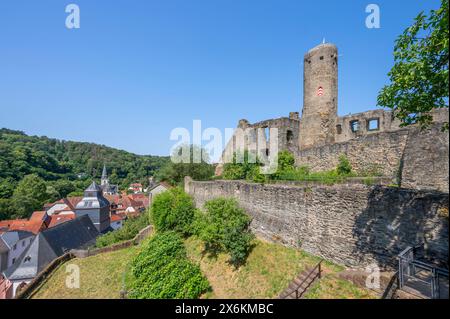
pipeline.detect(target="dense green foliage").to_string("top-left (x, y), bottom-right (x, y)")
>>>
top-left (0, 128), bottom-right (169, 219)
top-left (336, 154), bottom-right (352, 176)
top-left (194, 198), bottom-right (254, 267)
top-left (95, 213), bottom-right (150, 248)
top-left (378, 0), bottom-right (449, 130)
top-left (221, 151), bottom-right (358, 185)
top-left (129, 231), bottom-right (210, 299)
top-left (155, 144), bottom-right (215, 185)
top-left (222, 151), bottom-right (266, 183)
top-left (150, 187), bottom-right (196, 235)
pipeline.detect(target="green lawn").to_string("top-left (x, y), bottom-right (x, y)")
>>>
top-left (184, 237), bottom-right (376, 299)
top-left (32, 245), bottom-right (140, 299)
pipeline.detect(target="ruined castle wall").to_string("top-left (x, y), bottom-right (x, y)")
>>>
top-left (334, 109), bottom-right (401, 143)
top-left (185, 178), bottom-right (449, 268)
top-left (295, 122), bottom-right (449, 192)
top-left (333, 108), bottom-right (448, 144)
top-left (297, 128), bottom-right (409, 179)
top-left (401, 123), bottom-right (449, 192)
top-left (216, 117), bottom-right (300, 175)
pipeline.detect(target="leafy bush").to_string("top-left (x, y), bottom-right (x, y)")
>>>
top-left (129, 231), bottom-right (210, 299)
top-left (150, 187), bottom-right (195, 235)
top-left (95, 213), bottom-right (149, 248)
top-left (195, 198), bottom-right (254, 267)
top-left (222, 151), bottom-right (265, 183)
top-left (336, 154), bottom-right (352, 176)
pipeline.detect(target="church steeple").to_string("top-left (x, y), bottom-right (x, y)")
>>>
top-left (101, 164), bottom-right (108, 186)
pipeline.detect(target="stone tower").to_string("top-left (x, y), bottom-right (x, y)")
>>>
top-left (299, 43), bottom-right (338, 149)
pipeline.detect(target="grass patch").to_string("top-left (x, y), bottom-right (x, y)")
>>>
top-left (32, 245), bottom-right (141, 299)
top-left (31, 235), bottom-right (376, 299)
top-left (303, 274), bottom-right (377, 299)
top-left (184, 236), bottom-right (367, 299)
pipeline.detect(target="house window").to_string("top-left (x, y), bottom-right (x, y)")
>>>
top-left (350, 120), bottom-right (360, 133)
top-left (12, 258), bottom-right (16, 264)
top-left (24, 256), bottom-right (31, 263)
top-left (320, 56), bottom-right (324, 60)
top-left (336, 124), bottom-right (342, 135)
top-left (13, 244), bottom-right (17, 251)
top-left (22, 240), bottom-right (25, 247)
top-left (367, 118), bottom-right (380, 131)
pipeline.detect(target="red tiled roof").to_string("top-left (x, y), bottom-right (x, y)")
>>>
top-left (6, 211), bottom-right (50, 234)
top-left (0, 220), bottom-right (20, 230)
top-left (110, 214), bottom-right (123, 222)
top-left (104, 194), bottom-right (121, 205)
top-left (66, 196), bottom-right (83, 208)
top-left (48, 213), bottom-right (76, 228)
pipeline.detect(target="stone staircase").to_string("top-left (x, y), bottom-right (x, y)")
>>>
top-left (279, 261), bottom-right (323, 299)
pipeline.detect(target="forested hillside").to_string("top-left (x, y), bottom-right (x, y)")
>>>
top-left (0, 128), bottom-right (169, 220)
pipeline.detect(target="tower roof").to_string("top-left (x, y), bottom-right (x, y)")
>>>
top-left (86, 181), bottom-right (102, 192)
top-left (306, 43), bottom-right (337, 56)
top-left (101, 164), bottom-right (107, 179)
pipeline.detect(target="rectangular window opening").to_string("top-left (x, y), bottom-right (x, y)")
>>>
top-left (350, 120), bottom-right (360, 133)
top-left (368, 118), bottom-right (380, 131)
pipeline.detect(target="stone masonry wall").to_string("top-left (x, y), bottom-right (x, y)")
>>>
top-left (296, 128), bottom-right (409, 179)
top-left (185, 178), bottom-right (449, 269)
top-left (296, 122), bottom-right (449, 193)
top-left (401, 124), bottom-right (449, 192)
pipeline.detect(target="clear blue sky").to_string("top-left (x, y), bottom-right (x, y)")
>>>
top-left (0, 0), bottom-right (441, 156)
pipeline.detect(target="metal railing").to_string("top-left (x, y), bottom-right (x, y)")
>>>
top-left (398, 244), bottom-right (449, 299)
top-left (284, 260), bottom-right (323, 299)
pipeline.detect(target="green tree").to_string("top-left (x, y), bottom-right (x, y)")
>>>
top-left (11, 174), bottom-right (49, 218)
top-left (156, 144), bottom-right (215, 185)
top-left (150, 187), bottom-right (196, 235)
top-left (222, 151), bottom-right (265, 182)
top-left (378, 0), bottom-right (449, 130)
top-left (195, 198), bottom-right (254, 267)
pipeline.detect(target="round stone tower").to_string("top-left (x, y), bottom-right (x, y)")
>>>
top-left (299, 43), bottom-right (338, 149)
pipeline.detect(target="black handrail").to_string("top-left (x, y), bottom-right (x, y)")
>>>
top-left (284, 260), bottom-right (323, 299)
top-left (398, 244), bottom-right (448, 299)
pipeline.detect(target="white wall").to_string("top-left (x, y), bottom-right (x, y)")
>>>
top-left (7, 236), bottom-right (34, 269)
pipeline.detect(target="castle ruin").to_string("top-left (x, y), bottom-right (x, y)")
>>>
top-left (216, 43), bottom-right (449, 192)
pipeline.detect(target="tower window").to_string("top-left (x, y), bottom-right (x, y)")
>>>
top-left (319, 56), bottom-right (324, 60)
top-left (264, 127), bottom-right (270, 142)
top-left (287, 130), bottom-right (294, 143)
top-left (336, 125), bottom-right (342, 135)
top-left (350, 120), bottom-right (360, 132)
top-left (367, 118), bottom-right (380, 131)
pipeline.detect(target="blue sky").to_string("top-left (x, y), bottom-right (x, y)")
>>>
top-left (0, 0), bottom-right (441, 156)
